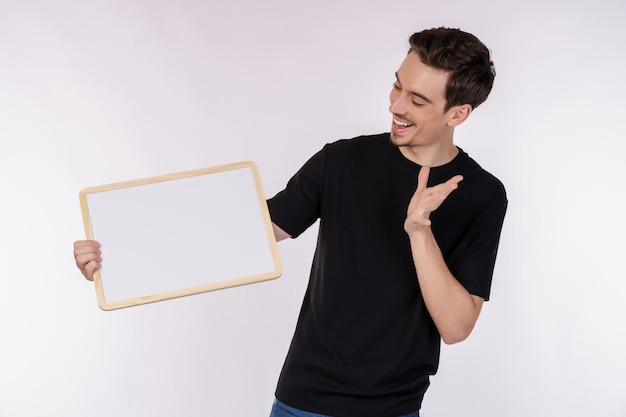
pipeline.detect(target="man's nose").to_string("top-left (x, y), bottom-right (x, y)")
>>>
top-left (389, 94), bottom-right (407, 115)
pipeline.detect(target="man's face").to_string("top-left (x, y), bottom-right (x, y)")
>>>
top-left (388, 52), bottom-right (455, 149)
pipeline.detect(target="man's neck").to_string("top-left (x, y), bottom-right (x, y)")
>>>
top-left (398, 142), bottom-right (459, 167)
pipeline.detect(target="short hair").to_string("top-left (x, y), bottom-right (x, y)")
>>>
top-left (408, 27), bottom-right (495, 112)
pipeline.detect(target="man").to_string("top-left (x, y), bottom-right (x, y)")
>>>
top-left (75, 27), bottom-right (507, 417)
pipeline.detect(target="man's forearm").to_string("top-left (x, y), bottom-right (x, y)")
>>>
top-left (408, 227), bottom-right (483, 344)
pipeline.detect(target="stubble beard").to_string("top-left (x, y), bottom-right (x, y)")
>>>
top-left (389, 131), bottom-right (412, 148)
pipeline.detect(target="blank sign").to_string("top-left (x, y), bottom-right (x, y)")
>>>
top-left (79, 161), bottom-right (282, 310)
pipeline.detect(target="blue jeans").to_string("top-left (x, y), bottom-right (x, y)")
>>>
top-left (269, 398), bottom-right (420, 417)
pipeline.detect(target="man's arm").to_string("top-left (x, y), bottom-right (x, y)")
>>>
top-left (272, 223), bottom-right (291, 242)
top-left (404, 167), bottom-right (483, 345)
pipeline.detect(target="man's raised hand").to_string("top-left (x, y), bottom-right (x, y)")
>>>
top-left (404, 166), bottom-right (463, 232)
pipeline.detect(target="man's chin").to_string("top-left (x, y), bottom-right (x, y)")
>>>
top-left (389, 132), bottom-right (409, 147)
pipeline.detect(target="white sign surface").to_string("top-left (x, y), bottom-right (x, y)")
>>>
top-left (80, 161), bottom-right (281, 310)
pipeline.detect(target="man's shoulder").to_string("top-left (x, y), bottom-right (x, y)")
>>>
top-left (326, 133), bottom-right (390, 151)
top-left (456, 150), bottom-right (507, 201)
top-left (322, 133), bottom-right (392, 165)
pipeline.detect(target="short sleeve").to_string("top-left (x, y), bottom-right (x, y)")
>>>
top-left (267, 146), bottom-right (327, 238)
top-left (455, 183), bottom-right (507, 301)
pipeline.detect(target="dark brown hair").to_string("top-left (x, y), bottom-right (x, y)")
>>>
top-left (409, 27), bottom-right (495, 112)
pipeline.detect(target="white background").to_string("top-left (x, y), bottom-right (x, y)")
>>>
top-left (1, 0), bottom-right (625, 416)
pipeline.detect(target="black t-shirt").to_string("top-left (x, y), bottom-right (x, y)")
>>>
top-left (267, 133), bottom-right (507, 417)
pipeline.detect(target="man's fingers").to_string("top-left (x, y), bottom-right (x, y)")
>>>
top-left (82, 260), bottom-right (99, 281)
top-left (73, 241), bottom-right (100, 258)
top-left (74, 240), bottom-right (100, 251)
top-left (75, 251), bottom-right (101, 267)
top-left (448, 174), bottom-right (464, 187)
top-left (406, 172), bottom-right (464, 233)
top-left (426, 175), bottom-right (463, 201)
top-left (441, 175), bottom-right (463, 199)
top-left (73, 240), bottom-right (102, 281)
top-left (417, 166), bottom-right (430, 192)
top-left (411, 174), bottom-right (464, 216)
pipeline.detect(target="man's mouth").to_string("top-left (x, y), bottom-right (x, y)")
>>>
top-left (392, 117), bottom-right (414, 133)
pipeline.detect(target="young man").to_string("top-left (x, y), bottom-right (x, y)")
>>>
top-left (75, 27), bottom-right (507, 417)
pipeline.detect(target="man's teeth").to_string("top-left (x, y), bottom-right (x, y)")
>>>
top-left (394, 118), bottom-right (413, 127)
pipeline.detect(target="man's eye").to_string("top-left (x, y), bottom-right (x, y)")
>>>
top-left (393, 83), bottom-right (401, 90)
top-left (412, 101), bottom-right (424, 107)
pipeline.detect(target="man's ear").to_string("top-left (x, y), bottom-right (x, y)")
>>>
top-left (446, 104), bottom-right (473, 127)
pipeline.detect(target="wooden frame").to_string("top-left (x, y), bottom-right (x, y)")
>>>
top-left (79, 161), bottom-right (282, 310)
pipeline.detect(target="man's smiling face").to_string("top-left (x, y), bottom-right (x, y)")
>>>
top-left (388, 51), bottom-right (456, 151)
